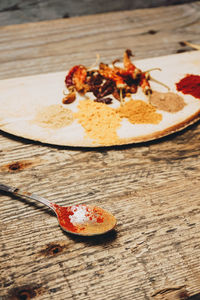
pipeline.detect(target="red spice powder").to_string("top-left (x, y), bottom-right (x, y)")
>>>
top-left (51, 204), bottom-right (104, 233)
top-left (52, 204), bottom-right (78, 232)
top-left (176, 74), bottom-right (200, 99)
top-left (93, 207), bottom-right (104, 223)
top-left (97, 216), bottom-right (104, 223)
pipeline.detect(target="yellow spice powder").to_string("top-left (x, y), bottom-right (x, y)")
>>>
top-left (74, 99), bottom-right (121, 145)
top-left (34, 104), bottom-right (74, 129)
top-left (117, 100), bottom-right (162, 124)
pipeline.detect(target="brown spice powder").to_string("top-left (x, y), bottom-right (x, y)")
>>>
top-left (34, 104), bottom-right (74, 129)
top-left (74, 99), bottom-right (121, 145)
top-left (149, 91), bottom-right (186, 113)
top-left (117, 100), bottom-right (162, 124)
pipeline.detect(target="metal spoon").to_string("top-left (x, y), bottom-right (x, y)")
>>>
top-left (0, 183), bottom-right (116, 236)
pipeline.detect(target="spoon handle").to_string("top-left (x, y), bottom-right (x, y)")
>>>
top-left (0, 183), bottom-right (54, 210)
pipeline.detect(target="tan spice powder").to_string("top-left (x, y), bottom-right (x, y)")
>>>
top-left (74, 99), bottom-right (121, 145)
top-left (117, 100), bottom-right (162, 124)
top-left (149, 91), bottom-right (186, 113)
top-left (34, 104), bottom-right (74, 129)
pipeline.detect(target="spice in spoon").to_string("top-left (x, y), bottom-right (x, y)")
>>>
top-left (51, 203), bottom-right (116, 236)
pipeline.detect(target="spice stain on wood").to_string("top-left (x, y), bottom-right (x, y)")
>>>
top-left (38, 242), bottom-right (68, 257)
top-left (0, 159), bottom-right (42, 173)
top-left (6, 284), bottom-right (44, 300)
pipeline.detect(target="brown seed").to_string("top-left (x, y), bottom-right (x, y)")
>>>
top-left (62, 91), bottom-right (76, 104)
top-left (94, 97), bottom-right (112, 104)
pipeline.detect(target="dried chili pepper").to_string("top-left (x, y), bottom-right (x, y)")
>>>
top-left (65, 65), bottom-right (80, 88)
top-left (72, 65), bottom-right (88, 93)
top-left (99, 63), bottom-right (127, 89)
top-left (63, 49), bottom-right (167, 105)
top-left (65, 65), bottom-right (88, 93)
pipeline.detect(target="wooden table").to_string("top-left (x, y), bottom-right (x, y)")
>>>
top-left (0, 3), bottom-right (200, 300)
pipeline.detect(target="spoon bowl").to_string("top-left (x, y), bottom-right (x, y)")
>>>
top-left (0, 183), bottom-right (116, 236)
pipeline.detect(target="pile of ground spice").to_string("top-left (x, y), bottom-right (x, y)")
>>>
top-left (34, 104), bottom-right (74, 129)
top-left (149, 91), bottom-right (186, 113)
top-left (74, 99), bottom-right (121, 145)
top-left (176, 74), bottom-right (200, 99)
top-left (117, 100), bottom-right (162, 124)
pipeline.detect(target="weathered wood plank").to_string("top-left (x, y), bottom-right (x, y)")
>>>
top-left (0, 2), bottom-right (200, 80)
top-left (0, 0), bottom-right (198, 26)
top-left (0, 3), bottom-right (200, 300)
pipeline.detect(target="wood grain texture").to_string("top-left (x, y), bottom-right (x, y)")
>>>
top-left (0, 2), bottom-right (200, 80)
top-left (0, 0), bottom-right (198, 26)
top-left (0, 3), bottom-right (200, 300)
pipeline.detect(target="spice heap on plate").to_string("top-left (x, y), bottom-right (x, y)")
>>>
top-left (176, 74), bottom-right (200, 99)
top-left (1, 48), bottom-right (200, 147)
top-left (74, 99), bottom-right (122, 145)
top-left (54, 49), bottom-right (200, 146)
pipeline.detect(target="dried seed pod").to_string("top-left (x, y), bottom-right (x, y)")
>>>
top-left (62, 91), bottom-right (76, 104)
